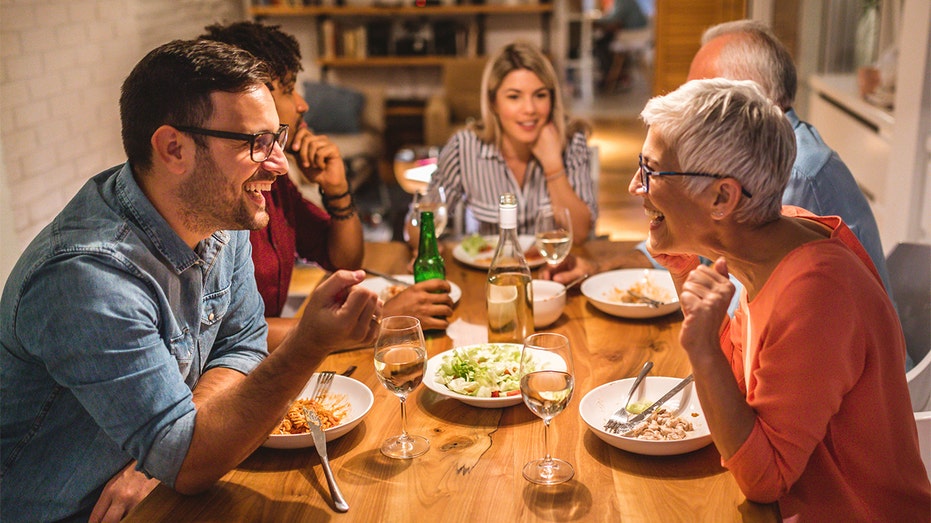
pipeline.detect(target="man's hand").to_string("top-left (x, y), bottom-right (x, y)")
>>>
top-left (384, 280), bottom-right (454, 330)
top-left (538, 254), bottom-right (597, 285)
top-left (291, 270), bottom-right (381, 356)
top-left (289, 128), bottom-right (347, 191)
top-left (89, 460), bottom-right (159, 523)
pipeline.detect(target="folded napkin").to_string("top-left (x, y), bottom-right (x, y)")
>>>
top-left (446, 319), bottom-right (488, 346)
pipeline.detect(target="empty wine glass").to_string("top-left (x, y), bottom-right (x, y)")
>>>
top-left (534, 207), bottom-right (572, 267)
top-left (373, 316), bottom-right (430, 459)
top-left (405, 185), bottom-right (448, 243)
top-left (519, 332), bottom-right (574, 484)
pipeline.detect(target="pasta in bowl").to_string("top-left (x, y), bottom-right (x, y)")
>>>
top-left (581, 269), bottom-right (680, 319)
top-left (263, 373), bottom-right (374, 449)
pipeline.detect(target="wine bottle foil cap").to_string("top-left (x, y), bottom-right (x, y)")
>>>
top-left (498, 193), bottom-right (517, 229)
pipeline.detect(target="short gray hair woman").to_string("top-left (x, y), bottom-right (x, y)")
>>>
top-left (639, 78), bottom-right (795, 225)
top-left (634, 77), bottom-right (929, 520)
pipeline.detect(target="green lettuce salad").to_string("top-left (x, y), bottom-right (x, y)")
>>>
top-left (435, 344), bottom-right (535, 398)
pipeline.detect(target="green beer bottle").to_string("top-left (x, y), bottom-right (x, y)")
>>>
top-left (413, 211), bottom-right (445, 282)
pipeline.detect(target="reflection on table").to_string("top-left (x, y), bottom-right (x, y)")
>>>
top-left (125, 240), bottom-right (779, 522)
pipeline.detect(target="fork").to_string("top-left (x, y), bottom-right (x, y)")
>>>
top-left (626, 290), bottom-right (665, 308)
top-left (604, 374), bottom-right (695, 435)
top-left (603, 361), bottom-right (653, 432)
top-left (312, 371), bottom-right (335, 402)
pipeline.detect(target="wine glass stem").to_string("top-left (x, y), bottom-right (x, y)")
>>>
top-left (542, 418), bottom-right (552, 463)
top-left (398, 396), bottom-right (410, 439)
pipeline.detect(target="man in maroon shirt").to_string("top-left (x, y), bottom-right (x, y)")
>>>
top-left (200, 22), bottom-right (453, 347)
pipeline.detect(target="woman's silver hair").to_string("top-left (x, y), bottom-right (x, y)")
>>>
top-left (473, 41), bottom-right (588, 148)
top-left (701, 20), bottom-right (797, 110)
top-left (640, 78), bottom-right (796, 225)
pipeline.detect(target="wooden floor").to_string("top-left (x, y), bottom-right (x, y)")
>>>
top-left (570, 59), bottom-right (652, 242)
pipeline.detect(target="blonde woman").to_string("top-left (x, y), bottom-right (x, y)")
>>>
top-left (429, 41), bottom-right (596, 243)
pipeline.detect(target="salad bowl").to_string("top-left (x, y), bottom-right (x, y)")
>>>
top-left (424, 343), bottom-right (566, 408)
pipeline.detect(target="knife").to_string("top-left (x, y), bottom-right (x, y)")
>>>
top-left (614, 374), bottom-right (694, 433)
top-left (303, 407), bottom-right (349, 512)
top-left (363, 268), bottom-right (411, 288)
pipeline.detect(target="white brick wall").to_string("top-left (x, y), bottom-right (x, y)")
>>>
top-left (0, 0), bottom-right (245, 277)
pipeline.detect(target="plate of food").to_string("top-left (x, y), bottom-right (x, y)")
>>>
top-left (579, 376), bottom-right (712, 456)
top-left (452, 234), bottom-right (545, 270)
top-left (581, 269), bottom-right (680, 318)
top-left (263, 373), bottom-right (374, 449)
top-left (424, 343), bottom-right (566, 408)
top-left (359, 274), bottom-right (462, 305)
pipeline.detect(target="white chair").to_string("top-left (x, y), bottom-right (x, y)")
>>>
top-left (886, 242), bottom-right (931, 411)
top-left (915, 411), bottom-right (931, 481)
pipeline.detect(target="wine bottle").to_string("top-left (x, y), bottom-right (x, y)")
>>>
top-left (486, 194), bottom-right (534, 343)
top-left (413, 211), bottom-right (445, 282)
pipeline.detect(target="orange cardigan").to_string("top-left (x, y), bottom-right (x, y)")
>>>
top-left (720, 208), bottom-right (930, 520)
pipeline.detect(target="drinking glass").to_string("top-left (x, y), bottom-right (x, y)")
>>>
top-left (373, 316), bottom-right (430, 459)
top-left (534, 207), bottom-right (572, 267)
top-left (405, 185), bottom-right (448, 242)
top-left (519, 332), bottom-right (575, 484)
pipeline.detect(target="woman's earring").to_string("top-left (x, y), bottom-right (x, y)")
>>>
top-left (712, 211), bottom-right (724, 218)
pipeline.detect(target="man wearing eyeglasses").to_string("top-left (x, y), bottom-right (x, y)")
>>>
top-left (200, 22), bottom-right (455, 338)
top-left (0, 39), bottom-right (381, 523)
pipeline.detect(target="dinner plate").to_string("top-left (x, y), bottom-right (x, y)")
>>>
top-left (263, 373), bottom-right (374, 449)
top-left (423, 343), bottom-right (566, 408)
top-left (579, 376), bottom-right (712, 456)
top-left (581, 269), bottom-right (680, 319)
top-left (452, 235), bottom-right (545, 270)
top-left (359, 274), bottom-right (462, 304)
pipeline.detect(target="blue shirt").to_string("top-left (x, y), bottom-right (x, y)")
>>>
top-left (0, 164), bottom-right (268, 522)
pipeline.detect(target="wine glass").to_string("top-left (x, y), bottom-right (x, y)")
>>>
top-left (373, 316), bottom-right (430, 459)
top-left (405, 185), bottom-right (448, 243)
top-left (534, 207), bottom-right (572, 267)
top-left (519, 332), bottom-right (575, 484)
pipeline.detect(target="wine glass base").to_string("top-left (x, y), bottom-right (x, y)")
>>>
top-left (380, 434), bottom-right (430, 459)
top-left (522, 458), bottom-right (574, 485)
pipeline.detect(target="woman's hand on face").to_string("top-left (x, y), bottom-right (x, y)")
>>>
top-left (531, 123), bottom-right (564, 169)
top-left (678, 257), bottom-right (734, 354)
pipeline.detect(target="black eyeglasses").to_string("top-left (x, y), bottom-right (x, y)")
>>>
top-left (638, 154), bottom-right (752, 198)
top-left (174, 124), bottom-right (289, 163)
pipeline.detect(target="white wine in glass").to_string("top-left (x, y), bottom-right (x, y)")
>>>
top-left (374, 316), bottom-right (429, 459)
top-left (520, 332), bottom-right (574, 484)
top-left (534, 207), bottom-right (572, 267)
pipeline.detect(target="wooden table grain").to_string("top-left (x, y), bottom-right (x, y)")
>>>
top-left (126, 241), bottom-right (779, 522)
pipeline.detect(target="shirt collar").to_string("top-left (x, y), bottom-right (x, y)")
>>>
top-left (114, 163), bottom-right (228, 273)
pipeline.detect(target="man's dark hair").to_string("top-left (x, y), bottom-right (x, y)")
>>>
top-left (198, 21), bottom-right (303, 87)
top-left (119, 39), bottom-right (271, 173)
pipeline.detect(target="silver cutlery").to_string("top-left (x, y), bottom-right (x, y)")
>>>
top-left (303, 406), bottom-right (349, 512)
top-left (312, 371), bottom-right (335, 402)
top-left (621, 361), bottom-right (653, 421)
top-left (626, 290), bottom-right (665, 308)
top-left (363, 268), bottom-right (411, 288)
top-left (604, 374), bottom-right (694, 434)
top-left (340, 365), bottom-right (357, 377)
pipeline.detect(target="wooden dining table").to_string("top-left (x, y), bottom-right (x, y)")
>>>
top-left (126, 240), bottom-right (779, 522)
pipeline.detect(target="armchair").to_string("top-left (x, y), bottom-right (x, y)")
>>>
top-left (423, 58), bottom-right (487, 147)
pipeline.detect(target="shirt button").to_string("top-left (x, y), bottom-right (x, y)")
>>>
top-left (208, 313), bottom-right (215, 321)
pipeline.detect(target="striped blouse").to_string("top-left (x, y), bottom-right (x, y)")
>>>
top-left (430, 129), bottom-right (598, 236)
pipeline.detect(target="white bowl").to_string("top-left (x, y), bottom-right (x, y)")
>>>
top-left (579, 376), bottom-right (712, 456)
top-left (581, 269), bottom-right (680, 319)
top-left (532, 279), bottom-right (566, 328)
top-left (263, 373), bottom-right (374, 449)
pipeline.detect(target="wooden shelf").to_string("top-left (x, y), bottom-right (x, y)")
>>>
top-left (318, 55), bottom-right (472, 67)
top-left (251, 4), bottom-right (552, 17)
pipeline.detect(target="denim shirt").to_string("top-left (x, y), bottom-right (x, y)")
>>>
top-left (0, 164), bottom-right (268, 522)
